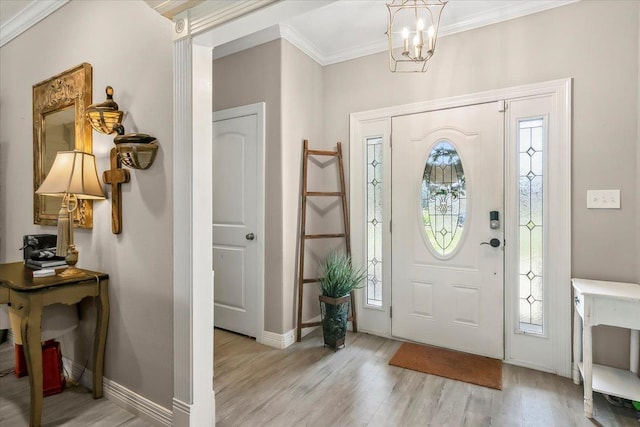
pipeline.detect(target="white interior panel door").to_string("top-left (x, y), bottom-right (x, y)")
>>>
top-left (391, 102), bottom-right (504, 358)
top-left (213, 113), bottom-right (258, 337)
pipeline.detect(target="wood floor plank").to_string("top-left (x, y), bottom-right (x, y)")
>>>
top-left (3, 329), bottom-right (638, 426)
top-left (214, 328), bottom-right (639, 427)
top-left (0, 341), bottom-right (149, 426)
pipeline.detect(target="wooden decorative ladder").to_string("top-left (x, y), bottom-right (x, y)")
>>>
top-left (296, 139), bottom-right (357, 342)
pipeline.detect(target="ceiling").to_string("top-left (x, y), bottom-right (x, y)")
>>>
top-left (2, 0), bottom-right (578, 59)
top-left (214, 0), bottom-right (579, 65)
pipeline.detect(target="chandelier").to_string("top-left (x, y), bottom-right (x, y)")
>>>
top-left (386, 0), bottom-right (448, 73)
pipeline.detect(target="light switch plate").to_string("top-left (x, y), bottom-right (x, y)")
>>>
top-left (587, 189), bottom-right (620, 209)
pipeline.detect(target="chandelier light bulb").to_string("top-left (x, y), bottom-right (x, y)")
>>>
top-left (428, 25), bottom-right (436, 51)
top-left (413, 35), bottom-right (422, 59)
top-left (416, 17), bottom-right (425, 48)
top-left (402, 27), bottom-right (410, 54)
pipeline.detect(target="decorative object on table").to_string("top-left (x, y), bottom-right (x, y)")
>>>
top-left (386, 0), bottom-right (448, 73)
top-left (318, 252), bottom-right (366, 350)
top-left (36, 150), bottom-right (105, 276)
top-left (21, 234), bottom-right (57, 260)
top-left (21, 234), bottom-right (67, 270)
top-left (86, 86), bottom-right (159, 234)
top-left (31, 269), bottom-right (57, 277)
top-left (33, 63), bottom-right (94, 229)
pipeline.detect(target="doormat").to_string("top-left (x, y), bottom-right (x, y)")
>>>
top-left (389, 342), bottom-right (502, 390)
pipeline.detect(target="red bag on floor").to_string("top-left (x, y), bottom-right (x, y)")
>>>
top-left (14, 340), bottom-right (65, 396)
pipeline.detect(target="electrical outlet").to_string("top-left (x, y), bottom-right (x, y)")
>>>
top-left (587, 190), bottom-right (620, 209)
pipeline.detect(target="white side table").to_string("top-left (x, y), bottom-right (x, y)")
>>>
top-left (572, 278), bottom-right (640, 418)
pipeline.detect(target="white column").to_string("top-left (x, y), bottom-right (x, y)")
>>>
top-left (169, 2), bottom-right (337, 425)
top-left (172, 21), bottom-right (215, 426)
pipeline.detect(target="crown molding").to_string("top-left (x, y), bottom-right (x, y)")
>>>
top-left (174, 0), bottom-right (278, 40)
top-left (0, 0), bottom-right (69, 48)
top-left (212, 23), bottom-right (329, 65)
top-left (213, 24), bottom-right (282, 60)
top-left (438, 0), bottom-right (580, 38)
top-left (322, 0), bottom-right (581, 66)
top-left (144, 0), bottom-right (204, 19)
top-left (279, 24), bottom-right (326, 66)
top-left (211, 0), bottom-right (580, 67)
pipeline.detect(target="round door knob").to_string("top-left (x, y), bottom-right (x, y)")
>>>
top-left (245, 233), bottom-right (255, 241)
top-left (480, 238), bottom-right (501, 248)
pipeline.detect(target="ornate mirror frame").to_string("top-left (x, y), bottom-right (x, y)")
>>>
top-left (33, 63), bottom-right (94, 228)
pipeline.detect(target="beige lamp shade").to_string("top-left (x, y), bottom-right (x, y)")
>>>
top-left (36, 150), bottom-right (105, 199)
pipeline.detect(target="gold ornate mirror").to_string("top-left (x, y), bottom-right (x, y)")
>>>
top-left (33, 63), bottom-right (93, 228)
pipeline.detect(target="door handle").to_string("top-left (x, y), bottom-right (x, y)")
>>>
top-left (245, 233), bottom-right (255, 241)
top-left (480, 238), bottom-right (501, 248)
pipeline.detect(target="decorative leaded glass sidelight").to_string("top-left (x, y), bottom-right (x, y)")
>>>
top-left (518, 119), bottom-right (544, 334)
top-left (366, 137), bottom-right (383, 306)
top-left (421, 141), bottom-right (466, 256)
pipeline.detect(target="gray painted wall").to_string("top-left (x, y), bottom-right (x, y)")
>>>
top-left (0, 0), bottom-right (174, 408)
top-left (213, 39), bottom-right (285, 333)
top-left (322, 0), bottom-right (639, 369)
top-left (213, 38), bottom-right (326, 334)
top-left (281, 39), bottom-right (325, 330)
top-left (211, 2), bottom-right (639, 367)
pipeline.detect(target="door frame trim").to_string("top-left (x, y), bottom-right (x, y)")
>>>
top-left (212, 102), bottom-right (266, 344)
top-left (350, 78), bottom-right (571, 376)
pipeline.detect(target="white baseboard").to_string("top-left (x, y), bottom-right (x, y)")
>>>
top-left (62, 357), bottom-right (172, 426)
top-left (260, 315), bottom-right (321, 349)
top-left (503, 357), bottom-right (558, 376)
top-left (171, 398), bottom-right (190, 426)
top-left (260, 330), bottom-right (294, 349)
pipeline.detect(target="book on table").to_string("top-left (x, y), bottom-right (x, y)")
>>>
top-left (25, 259), bottom-right (67, 269)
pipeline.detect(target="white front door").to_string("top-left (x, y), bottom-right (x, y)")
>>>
top-left (212, 104), bottom-right (264, 338)
top-left (391, 102), bottom-right (504, 358)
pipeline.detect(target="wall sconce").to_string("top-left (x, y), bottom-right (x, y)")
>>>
top-left (86, 85), bottom-right (159, 170)
top-left (86, 86), bottom-right (159, 234)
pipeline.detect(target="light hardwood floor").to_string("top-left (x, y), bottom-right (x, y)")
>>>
top-left (0, 341), bottom-right (150, 427)
top-left (214, 328), bottom-right (638, 427)
top-left (2, 330), bottom-right (637, 426)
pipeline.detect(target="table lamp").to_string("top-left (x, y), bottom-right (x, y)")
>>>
top-left (36, 150), bottom-right (105, 276)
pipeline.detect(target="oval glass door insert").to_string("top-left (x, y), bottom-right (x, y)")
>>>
top-left (421, 140), bottom-right (467, 256)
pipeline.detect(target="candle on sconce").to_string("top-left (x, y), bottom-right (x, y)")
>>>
top-left (413, 34), bottom-right (421, 59)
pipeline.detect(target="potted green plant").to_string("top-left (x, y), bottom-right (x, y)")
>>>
top-left (318, 252), bottom-right (366, 350)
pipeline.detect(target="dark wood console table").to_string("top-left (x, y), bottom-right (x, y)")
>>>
top-left (0, 262), bottom-right (109, 427)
